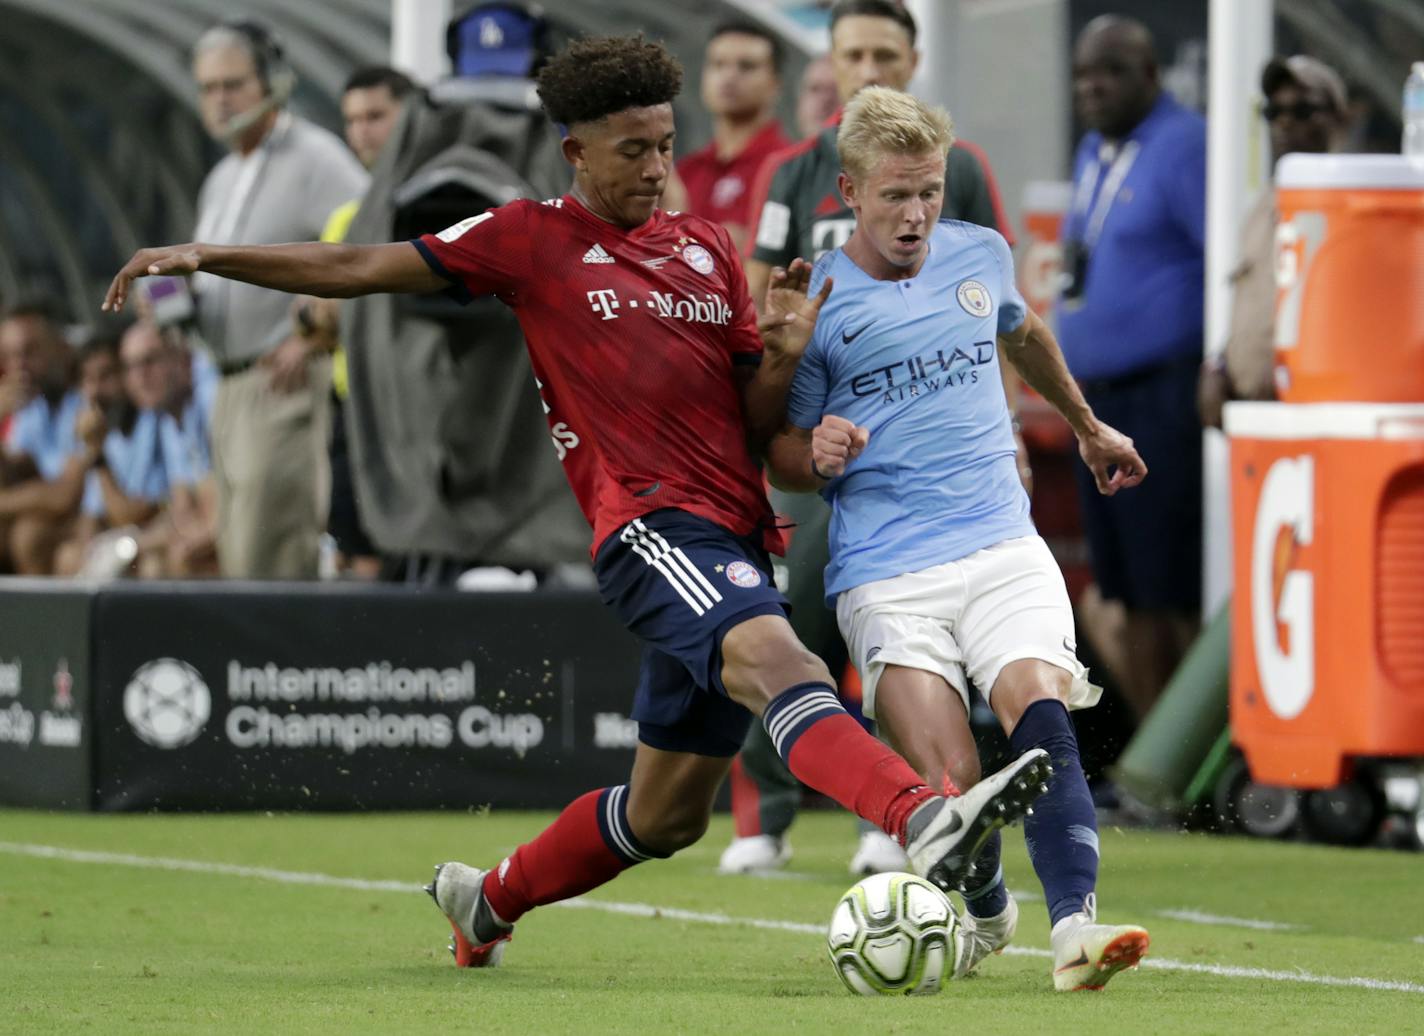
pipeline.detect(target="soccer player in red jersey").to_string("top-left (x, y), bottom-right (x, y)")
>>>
top-left (104, 34), bottom-right (1050, 970)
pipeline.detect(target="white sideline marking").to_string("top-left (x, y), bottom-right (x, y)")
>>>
top-left (1156, 908), bottom-right (1305, 932)
top-left (3, 841), bottom-right (1422, 996)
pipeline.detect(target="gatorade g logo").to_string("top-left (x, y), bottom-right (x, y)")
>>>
top-left (1251, 456), bottom-right (1314, 719)
top-left (1273, 211), bottom-right (1325, 350)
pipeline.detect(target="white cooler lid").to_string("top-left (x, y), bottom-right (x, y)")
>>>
top-left (1277, 153), bottom-right (1424, 190)
top-left (1225, 401), bottom-right (1424, 439)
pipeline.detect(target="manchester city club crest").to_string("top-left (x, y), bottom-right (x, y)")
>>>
top-left (681, 243), bottom-right (715, 275)
top-left (956, 279), bottom-right (992, 317)
top-left (724, 560), bottom-right (762, 588)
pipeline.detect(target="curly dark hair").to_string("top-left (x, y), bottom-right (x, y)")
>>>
top-left (535, 34), bottom-right (682, 127)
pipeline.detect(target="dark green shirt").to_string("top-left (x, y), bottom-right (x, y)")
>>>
top-left (748, 120), bottom-right (1013, 267)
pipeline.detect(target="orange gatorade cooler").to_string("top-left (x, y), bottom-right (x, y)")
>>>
top-left (1226, 402), bottom-right (1424, 787)
top-left (1017, 180), bottom-right (1073, 316)
top-left (1273, 154), bottom-right (1424, 403)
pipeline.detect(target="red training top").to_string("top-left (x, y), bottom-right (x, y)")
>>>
top-left (676, 120), bottom-right (790, 232)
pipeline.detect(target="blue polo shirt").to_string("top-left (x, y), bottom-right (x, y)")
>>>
top-left (786, 220), bottom-right (1035, 602)
top-left (158, 351), bottom-right (219, 486)
top-left (1056, 93), bottom-right (1206, 381)
top-left (81, 411), bottom-right (169, 518)
top-left (6, 390), bottom-right (85, 480)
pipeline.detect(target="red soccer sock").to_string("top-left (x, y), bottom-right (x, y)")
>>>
top-left (764, 682), bottom-right (936, 843)
top-left (729, 756), bottom-right (763, 838)
top-left (482, 785), bottom-right (665, 926)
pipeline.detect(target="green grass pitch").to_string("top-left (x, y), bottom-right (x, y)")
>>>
top-left (1, 808), bottom-right (1420, 1034)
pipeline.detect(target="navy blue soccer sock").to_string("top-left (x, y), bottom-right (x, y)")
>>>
top-left (961, 830), bottom-right (1009, 918)
top-left (1008, 699), bottom-right (1098, 927)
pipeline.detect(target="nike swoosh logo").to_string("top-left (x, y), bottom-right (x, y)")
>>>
top-left (1054, 948), bottom-right (1091, 973)
top-left (842, 323), bottom-right (872, 344)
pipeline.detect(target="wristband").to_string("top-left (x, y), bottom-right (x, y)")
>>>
top-left (810, 457), bottom-right (834, 480)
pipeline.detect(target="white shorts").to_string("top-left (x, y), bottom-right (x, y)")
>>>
top-left (835, 535), bottom-right (1102, 720)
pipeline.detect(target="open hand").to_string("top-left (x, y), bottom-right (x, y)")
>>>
top-left (1079, 420), bottom-right (1146, 495)
top-left (812, 414), bottom-right (869, 478)
top-left (103, 245), bottom-right (202, 313)
top-left (759, 257), bottom-right (832, 362)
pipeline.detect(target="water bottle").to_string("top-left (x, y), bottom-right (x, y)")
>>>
top-left (1405, 62), bottom-right (1424, 157)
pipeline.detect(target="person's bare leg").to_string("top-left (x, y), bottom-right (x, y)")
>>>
top-left (624, 744), bottom-right (733, 852)
top-left (874, 664), bottom-right (980, 793)
top-left (1076, 582), bottom-right (1127, 689)
top-left (1119, 608), bottom-right (1198, 720)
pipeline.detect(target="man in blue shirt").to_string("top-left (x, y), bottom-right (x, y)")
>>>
top-left (57, 325), bottom-right (171, 576)
top-left (1057, 16), bottom-right (1206, 720)
top-left (0, 302), bottom-right (114, 574)
top-left (771, 86), bottom-right (1150, 991)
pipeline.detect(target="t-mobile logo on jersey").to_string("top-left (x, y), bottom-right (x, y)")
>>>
top-left (588, 289), bottom-right (621, 321)
top-left (586, 288), bottom-right (734, 326)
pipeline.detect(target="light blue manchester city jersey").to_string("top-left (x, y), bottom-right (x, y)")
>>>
top-left (786, 219), bottom-right (1035, 602)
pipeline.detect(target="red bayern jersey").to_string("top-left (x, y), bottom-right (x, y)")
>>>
top-left (414, 194), bottom-right (783, 556)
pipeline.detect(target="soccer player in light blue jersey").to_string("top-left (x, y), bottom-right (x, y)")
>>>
top-left (769, 86), bottom-right (1151, 991)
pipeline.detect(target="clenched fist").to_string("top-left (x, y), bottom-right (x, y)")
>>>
top-left (812, 414), bottom-right (869, 479)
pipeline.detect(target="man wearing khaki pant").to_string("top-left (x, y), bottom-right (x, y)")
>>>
top-left (189, 20), bottom-right (367, 577)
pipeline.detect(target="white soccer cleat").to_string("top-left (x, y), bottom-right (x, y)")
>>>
top-left (954, 895), bottom-right (1019, 978)
top-left (717, 835), bottom-right (792, 874)
top-left (425, 862), bottom-right (512, 967)
top-left (848, 829), bottom-right (910, 876)
top-left (905, 748), bottom-right (1052, 893)
top-left (1050, 894), bottom-right (1150, 991)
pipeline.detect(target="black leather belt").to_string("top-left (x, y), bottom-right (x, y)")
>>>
top-left (218, 355), bottom-right (260, 377)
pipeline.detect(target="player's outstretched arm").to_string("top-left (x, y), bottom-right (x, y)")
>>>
top-left (998, 308), bottom-right (1147, 496)
top-left (741, 259), bottom-right (833, 454)
top-left (102, 241), bottom-right (446, 313)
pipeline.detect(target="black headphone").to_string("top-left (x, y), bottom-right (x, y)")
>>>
top-left (220, 18), bottom-right (296, 100)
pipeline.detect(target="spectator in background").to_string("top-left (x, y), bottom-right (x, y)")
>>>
top-left (189, 19), bottom-right (368, 579)
top-left (54, 324), bottom-right (169, 575)
top-left (0, 305), bottom-right (114, 574)
top-left (795, 55), bottom-right (839, 139)
top-left (340, 64), bottom-right (417, 170)
top-left (294, 65), bottom-right (419, 580)
top-left (677, 20), bottom-right (790, 252)
top-left (1198, 56), bottom-right (1348, 428)
top-left (1057, 16), bottom-right (1206, 721)
top-left (153, 329), bottom-right (220, 578)
top-left (746, 0), bottom-right (1013, 304)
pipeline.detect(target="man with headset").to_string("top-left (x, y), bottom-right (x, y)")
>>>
top-left (189, 19), bottom-right (368, 578)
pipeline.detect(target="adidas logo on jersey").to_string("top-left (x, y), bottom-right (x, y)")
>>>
top-left (582, 244), bottom-right (615, 264)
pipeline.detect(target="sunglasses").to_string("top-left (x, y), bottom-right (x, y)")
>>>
top-left (1262, 100), bottom-right (1325, 122)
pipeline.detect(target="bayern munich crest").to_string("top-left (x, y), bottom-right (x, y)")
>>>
top-left (680, 243), bottom-right (715, 275)
top-left (724, 560), bottom-right (762, 588)
top-left (956, 279), bottom-right (992, 317)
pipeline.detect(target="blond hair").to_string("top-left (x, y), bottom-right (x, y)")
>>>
top-left (837, 86), bottom-right (955, 181)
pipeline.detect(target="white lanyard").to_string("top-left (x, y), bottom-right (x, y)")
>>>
top-left (1073, 139), bottom-right (1140, 249)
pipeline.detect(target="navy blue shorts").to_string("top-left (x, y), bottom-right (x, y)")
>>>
top-left (595, 509), bottom-right (790, 757)
top-left (1074, 353), bottom-right (1202, 611)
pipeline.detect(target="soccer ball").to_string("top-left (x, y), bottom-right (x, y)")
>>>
top-left (827, 871), bottom-right (959, 996)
